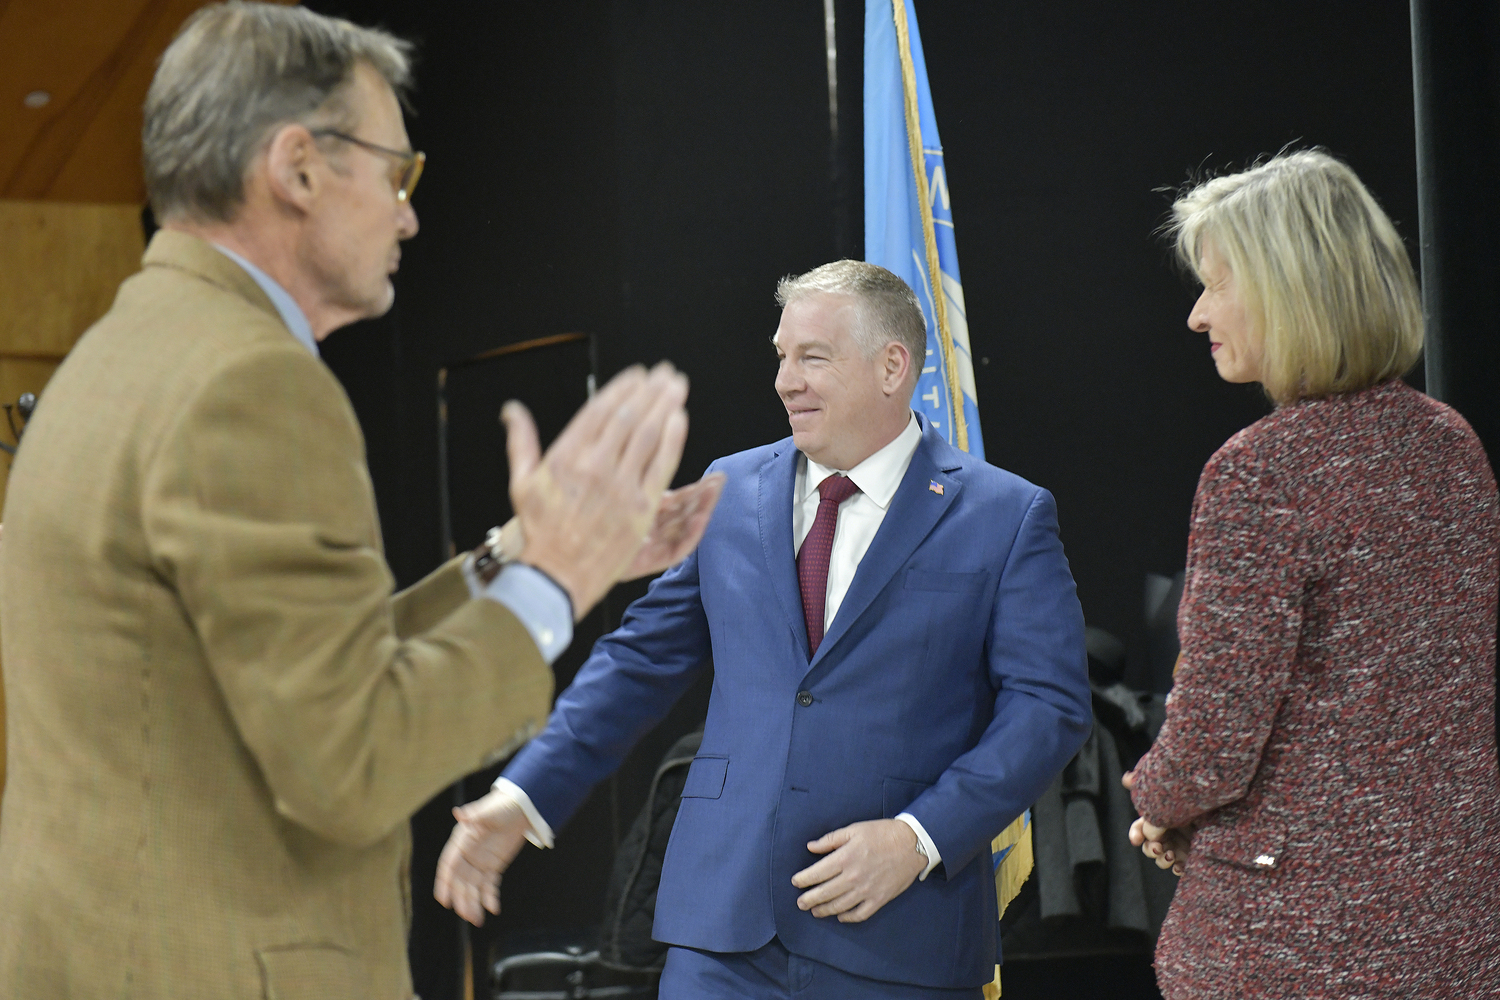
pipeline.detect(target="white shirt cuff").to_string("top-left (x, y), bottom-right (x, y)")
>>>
top-left (895, 812), bottom-right (942, 881)
top-left (489, 777), bottom-right (556, 850)
top-left (462, 556), bottom-right (573, 663)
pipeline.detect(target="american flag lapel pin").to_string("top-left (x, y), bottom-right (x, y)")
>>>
top-left (928, 480), bottom-right (944, 495)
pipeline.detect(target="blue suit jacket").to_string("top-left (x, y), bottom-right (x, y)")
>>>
top-left (504, 414), bottom-right (1090, 988)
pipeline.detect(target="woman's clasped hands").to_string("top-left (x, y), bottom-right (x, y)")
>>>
top-left (1122, 770), bottom-right (1192, 877)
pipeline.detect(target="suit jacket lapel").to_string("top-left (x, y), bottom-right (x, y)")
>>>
top-left (756, 441), bottom-right (810, 659)
top-left (810, 421), bottom-right (963, 667)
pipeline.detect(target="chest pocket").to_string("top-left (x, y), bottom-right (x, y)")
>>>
top-left (904, 569), bottom-right (989, 593)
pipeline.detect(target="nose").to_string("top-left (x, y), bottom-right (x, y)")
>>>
top-left (774, 357), bottom-right (800, 397)
top-left (1187, 288), bottom-right (1210, 333)
top-left (397, 201), bottom-right (419, 240)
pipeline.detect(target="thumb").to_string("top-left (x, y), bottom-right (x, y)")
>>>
top-left (501, 401), bottom-right (541, 486)
top-left (807, 827), bottom-right (853, 854)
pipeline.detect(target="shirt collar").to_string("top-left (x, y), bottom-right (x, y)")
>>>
top-left (211, 244), bottom-right (318, 357)
top-left (800, 410), bottom-right (922, 510)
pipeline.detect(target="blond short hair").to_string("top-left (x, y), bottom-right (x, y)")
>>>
top-left (1168, 150), bottom-right (1423, 405)
top-left (775, 260), bottom-right (926, 388)
top-left (144, 2), bottom-right (412, 223)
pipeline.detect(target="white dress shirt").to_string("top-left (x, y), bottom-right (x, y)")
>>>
top-left (790, 412), bottom-right (940, 879)
top-left (498, 411), bottom-right (942, 879)
top-left (793, 411), bottom-right (922, 631)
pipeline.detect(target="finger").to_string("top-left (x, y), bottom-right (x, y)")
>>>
top-left (790, 855), bottom-right (842, 890)
top-left (807, 827), bottom-right (853, 855)
top-left (502, 401), bottom-right (542, 486)
top-left (459, 881), bottom-right (486, 927)
top-left (810, 887), bottom-right (862, 918)
top-left (549, 365), bottom-right (646, 457)
top-left (583, 364), bottom-right (669, 473)
top-left (671, 472), bottom-right (724, 547)
top-left (1127, 818), bottom-right (1146, 847)
top-left (483, 873), bottom-right (502, 916)
top-left (616, 367), bottom-right (688, 487)
top-left (655, 469), bottom-right (722, 567)
top-left (438, 851), bottom-right (482, 916)
top-left (838, 899), bottom-right (881, 924)
top-left (456, 864), bottom-right (491, 925)
top-left (797, 875), bottom-right (853, 913)
top-left (1121, 770), bottom-right (1137, 790)
top-left (655, 474), bottom-right (723, 539)
top-left (639, 402), bottom-right (689, 500)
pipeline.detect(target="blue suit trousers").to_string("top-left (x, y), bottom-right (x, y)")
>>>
top-left (660, 939), bottom-right (984, 1000)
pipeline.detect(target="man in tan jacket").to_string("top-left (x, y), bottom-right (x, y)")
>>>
top-left (0, 4), bottom-right (720, 998)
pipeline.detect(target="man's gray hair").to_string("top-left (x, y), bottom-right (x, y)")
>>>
top-left (143, 1), bottom-right (413, 223)
top-left (775, 260), bottom-right (927, 380)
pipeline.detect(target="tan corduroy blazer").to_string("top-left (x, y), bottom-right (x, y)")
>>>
top-left (0, 231), bottom-right (554, 1000)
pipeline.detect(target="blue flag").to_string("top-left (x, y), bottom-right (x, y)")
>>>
top-left (864, 0), bottom-right (983, 459)
top-left (866, 6), bottom-right (1023, 991)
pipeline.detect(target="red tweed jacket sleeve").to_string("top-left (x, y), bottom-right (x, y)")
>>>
top-left (1130, 430), bottom-right (1309, 830)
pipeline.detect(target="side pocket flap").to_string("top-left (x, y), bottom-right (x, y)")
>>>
top-left (680, 755), bottom-right (729, 799)
top-left (257, 944), bottom-right (358, 1000)
top-left (1194, 818), bottom-right (1289, 871)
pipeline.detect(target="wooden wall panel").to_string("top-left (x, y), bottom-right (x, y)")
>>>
top-left (0, 200), bottom-right (144, 357)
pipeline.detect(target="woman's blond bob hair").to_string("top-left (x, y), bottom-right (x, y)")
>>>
top-left (1168, 150), bottom-right (1423, 405)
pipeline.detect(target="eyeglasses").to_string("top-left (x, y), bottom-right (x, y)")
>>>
top-left (311, 129), bottom-right (426, 203)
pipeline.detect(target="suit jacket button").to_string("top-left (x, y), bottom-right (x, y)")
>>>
top-left (796, 690), bottom-right (813, 707)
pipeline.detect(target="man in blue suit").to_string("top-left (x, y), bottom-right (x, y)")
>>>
top-left (436, 261), bottom-right (1091, 998)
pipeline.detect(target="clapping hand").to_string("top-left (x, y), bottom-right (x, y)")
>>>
top-left (490, 471), bottom-right (726, 586)
top-left (501, 362), bottom-right (722, 621)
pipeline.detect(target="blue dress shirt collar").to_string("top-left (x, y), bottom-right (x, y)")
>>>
top-left (211, 244), bottom-right (318, 357)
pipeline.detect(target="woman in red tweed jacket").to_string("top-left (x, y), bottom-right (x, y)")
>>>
top-left (1126, 150), bottom-right (1500, 998)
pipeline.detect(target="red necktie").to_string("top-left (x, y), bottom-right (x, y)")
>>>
top-left (797, 473), bottom-right (861, 656)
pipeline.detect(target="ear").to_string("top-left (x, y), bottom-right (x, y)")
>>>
top-left (880, 341), bottom-right (912, 396)
top-left (262, 124), bottom-right (322, 214)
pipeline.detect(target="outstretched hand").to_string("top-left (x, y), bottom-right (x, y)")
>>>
top-left (790, 819), bottom-right (926, 923)
top-left (490, 470), bottom-right (725, 587)
top-left (623, 473), bottom-right (725, 580)
top-left (433, 789), bottom-right (533, 927)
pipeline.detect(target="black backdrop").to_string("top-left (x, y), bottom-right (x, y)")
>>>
top-left (303, 2), bottom-right (1422, 998)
